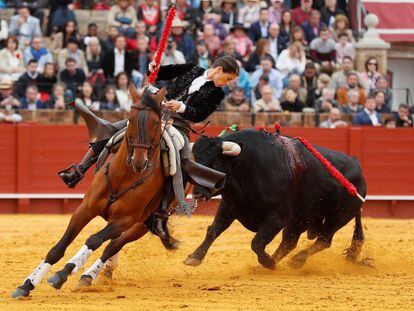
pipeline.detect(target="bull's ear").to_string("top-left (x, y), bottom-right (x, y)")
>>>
top-left (222, 141), bottom-right (241, 156)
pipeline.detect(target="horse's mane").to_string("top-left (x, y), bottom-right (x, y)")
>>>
top-left (141, 91), bottom-right (162, 118)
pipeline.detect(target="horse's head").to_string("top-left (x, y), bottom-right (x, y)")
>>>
top-left (126, 84), bottom-right (166, 173)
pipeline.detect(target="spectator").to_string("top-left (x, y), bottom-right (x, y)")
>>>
top-left (290, 26), bottom-right (308, 51)
top-left (342, 89), bottom-right (363, 114)
top-left (251, 57), bottom-right (284, 99)
top-left (14, 59), bottom-right (41, 99)
top-left (360, 57), bottom-right (382, 92)
top-left (137, 0), bottom-right (161, 34)
top-left (0, 19), bottom-right (9, 48)
top-left (383, 117), bottom-right (396, 128)
top-left (335, 32), bottom-right (355, 64)
top-left (281, 73), bottom-right (308, 104)
top-left (0, 79), bottom-right (20, 111)
top-left (329, 56), bottom-right (367, 91)
top-left (57, 38), bottom-right (88, 75)
top-left (234, 59), bottom-right (251, 100)
top-left (75, 81), bottom-right (98, 110)
top-left (38, 63), bottom-right (57, 96)
top-left (319, 107), bottom-right (347, 128)
top-left (276, 42), bottom-right (306, 78)
top-left (9, 4), bottom-right (42, 49)
top-left (320, 0), bottom-right (345, 27)
top-left (336, 72), bottom-right (366, 106)
top-left (20, 84), bottom-right (46, 110)
top-left (105, 26), bottom-right (120, 52)
top-left (107, 0), bottom-right (138, 37)
top-left (254, 74), bottom-right (270, 100)
top-left (314, 87), bottom-right (339, 112)
top-left (309, 27), bottom-right (336, 70)
top-left (227, 23), bottom-right (254, 61)
top-left (279, 10), bottom-right (294, 52)
top-left (245, 38), bottom-right (275, 73)
top-left (170, 18), bottom-right (195, 60)
top-left (161, 38), bottom-right (186, 65)
top-left (314, 72), bottom-right (331, 100)
top-left (59, 57), bottom-right (86, 93)
top-left (24, 37), bottom-right (53, 73)
top-left (301, 10), bottom-right (325, 44)
top-left (268, 23), bottom-right (284, 62)
top-left (218, 37), bottom-right (243, 62)
top-left (46, 0), bottom-right (74, 36)
top-left (135, 36), bottom-right (152, 76)
top-left (115, 72), bottom-right (132, 111)
top-left (175, 0), bottom-right (191, 22)
top-left (46, 82), bottom-right (66, 109)
top-left (301, 61), bottom-right (318, 107)
top-left (281, 89), bottom-right (304, 112)
top-left (249, 8), bottom-right (270, 43)
top-left (102, 35), bottom-right (134, 81)
top-left (85, 36), bottom-right (103, 75)
top-left (223, 87), bottom-right (250, 112)
top-left (292, 0), bottom-right (313, 26)
top-left (238, 0), bottom-right (262, 29)
top-left (49, 2), bottom-right (77, 35)
top-left (371, 76), bottom-right (393, 111)
top-left (188, 0), bottom-right (220, 33)
top-left (83, 23), bottom-right (107, 55)
top-left (220, 0), bottom-right (238, 32)
top-left (353, 96), bottom-right (381, 126)
top-left (51, 20), bottom-right (82, 60)
top-left (200, 23), bottom-right (221, 59)
top-left (188, 40), bottom-right (212, 69)
top-left (255, 84), bottom-right (281, 112)
top-left (373, 91), bottom-right (391, 114)
top-left (268, 0), bottom-right (284, 24)
top-left (100, 85), bottom-right (121, 111)
top-left (330, 14), bottom-right (354, 43)
top-left (395, 104), bottom-right (413, 127)
top-left (0, 36), bottom-right (25, 82)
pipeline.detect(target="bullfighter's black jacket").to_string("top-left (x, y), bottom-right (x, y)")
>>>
top-left (146, 63), bottom-right (225, 123)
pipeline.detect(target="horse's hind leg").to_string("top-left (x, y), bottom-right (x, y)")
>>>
top-left (101, 253), bottom-right (120, 279)
top-left (12, 207), bottom-right (94, 299)
top-left (47, 217), bottom-right (133, 290)
top-left (78, 223), bottom-right (148, 287)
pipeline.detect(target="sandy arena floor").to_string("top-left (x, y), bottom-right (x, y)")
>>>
top-left (1, 215), bottom-right (414, 311)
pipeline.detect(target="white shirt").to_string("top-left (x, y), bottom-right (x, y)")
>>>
top-left (177, 69), bottom-right (212, 113)
top-left (365, 108), bottom-right (380, 126)
top-left (114, 48), bottom-right (125, 76)
top-left (269, 37), bottom-right (279, 62)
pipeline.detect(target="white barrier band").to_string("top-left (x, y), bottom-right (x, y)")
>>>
top-left (83, 259), bottom-right (104, 280)
top-left (26, 261), bottom-right (52, 287)
top-left (67, 245), bottom-right (93, 274)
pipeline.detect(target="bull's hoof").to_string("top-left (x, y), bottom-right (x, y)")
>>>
top-left (289, 255), bottom-right (306, 269)
top-left (47, 271), bottom-right (67, 290)
top-left (78, 275), bottom-right (93, 287)
top-left (12, 287), bottom-right (30, 299)
top-left (258, 255), bottom-right (276, 270)
top-left (184, 256), bottom-right (202, 266)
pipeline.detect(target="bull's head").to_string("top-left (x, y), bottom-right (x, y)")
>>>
top-left (191, 136), bottom-right (242, 201)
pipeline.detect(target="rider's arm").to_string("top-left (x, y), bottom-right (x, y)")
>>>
top-left (180, 88), bottom-right (225, 123)
top-left (146, 63), bottom-right (195, 82)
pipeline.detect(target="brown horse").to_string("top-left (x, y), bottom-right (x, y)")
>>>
top-left (12, 85), bottom-right (168, 298)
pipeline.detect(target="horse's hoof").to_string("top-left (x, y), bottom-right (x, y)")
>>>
top-left (161, 237), bottom-right (180, 251)
top-left (184, 256), bottom-right (202, 266)
top-left (78, 275), bottom-right (93, 287)
top-left (47, 272), bottom-right (67, 290)
top-left (289, 255), bottom-right (306, 269)
top-left (103, 268), bottom-right (113, 279)
top-left (258, 256), bottom-right (276, 270)
top-left (11, 287), bottom-right (30, 299)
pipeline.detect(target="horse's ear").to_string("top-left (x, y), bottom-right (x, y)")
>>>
top-left (129, 83), bottom-right (140, 103)
top-left (153, 86), bottom-right (167, 106)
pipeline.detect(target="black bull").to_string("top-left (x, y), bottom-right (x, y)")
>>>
top-left (185, 129), bottom-right (366, 269)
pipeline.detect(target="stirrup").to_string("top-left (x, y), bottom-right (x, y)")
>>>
top-left (58, 164), bottom-right (84, 188)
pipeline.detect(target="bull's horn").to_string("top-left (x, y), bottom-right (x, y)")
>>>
top-left (222, 141), bottom-right (241, 156)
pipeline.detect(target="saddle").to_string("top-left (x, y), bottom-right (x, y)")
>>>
top-left (95, 125), bottom-right (225, 190)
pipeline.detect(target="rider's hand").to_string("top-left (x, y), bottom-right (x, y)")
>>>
top-left (164, 100), bottom-right (182, 112)
top-left (148, 60), bottom-right (158, 73)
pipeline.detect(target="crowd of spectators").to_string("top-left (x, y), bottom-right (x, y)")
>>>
top-left (0, 0), bottom-right (412, 128)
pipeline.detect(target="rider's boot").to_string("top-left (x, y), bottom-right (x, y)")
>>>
top-left (58, 148), bottom-right (98, 188)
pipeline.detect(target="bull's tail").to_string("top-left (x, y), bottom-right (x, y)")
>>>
top-left (343, 209), bottom-right (365, 263)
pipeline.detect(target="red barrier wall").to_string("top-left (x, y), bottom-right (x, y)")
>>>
top-left (1, 124), bottom-right (414, 216)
